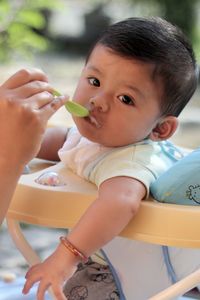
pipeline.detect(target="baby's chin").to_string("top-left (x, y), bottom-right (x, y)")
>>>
top-left (74, 120), bottom-right (138, 147)
top-left (79, 131), bottom-right (132, 147)
top-left (76, 126), bottom-right (108, 146)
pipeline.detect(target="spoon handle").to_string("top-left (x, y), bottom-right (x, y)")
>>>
top-left (52, 90), bottom-right (89, 117)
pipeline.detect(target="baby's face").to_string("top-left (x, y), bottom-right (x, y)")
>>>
top-left (72, 44), bottom-right (163, 147)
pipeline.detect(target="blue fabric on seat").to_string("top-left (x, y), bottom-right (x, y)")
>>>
top-left (151, 148), bottom-right (200, 205)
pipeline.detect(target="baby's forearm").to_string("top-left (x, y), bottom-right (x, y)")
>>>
top-left (65, 177), bottom-right (145, 258)
top-left (67, 197), bottom-right (136, 257)
top-left (37, 127), bottom-right (68, 161)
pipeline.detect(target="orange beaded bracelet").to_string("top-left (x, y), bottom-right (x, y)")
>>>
top-left (59, 236), bottom-right (88, 263)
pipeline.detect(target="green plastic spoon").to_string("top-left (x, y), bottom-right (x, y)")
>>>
top-left (52, 90), bottom-right (89, 117)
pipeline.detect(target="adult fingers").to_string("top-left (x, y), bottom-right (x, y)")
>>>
top-left (24, 91), bottom-right (54, 110)
top-left (2, 68), bottom-right (48, 89)
top-left (38, 95), bottom-right (69, 120)
top-left (14, 80), bottom-right (54, 100)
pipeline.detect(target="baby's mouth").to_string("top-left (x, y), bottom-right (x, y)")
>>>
top-left (85, 115), bottom-right (101, 128)
top-left (84, 103), bottom-right (101, 128)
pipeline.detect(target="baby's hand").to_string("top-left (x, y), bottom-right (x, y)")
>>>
top-left (22, 244), bottom-right (79, 300)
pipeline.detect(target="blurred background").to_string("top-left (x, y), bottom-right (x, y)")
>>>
top-left (0, 0), bottom-right (200, 147)
top-left (0, 0), bottom-right (200, 299)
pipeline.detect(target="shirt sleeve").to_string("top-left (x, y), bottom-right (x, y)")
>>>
top-left (88, 143), bottom-right (161, 198)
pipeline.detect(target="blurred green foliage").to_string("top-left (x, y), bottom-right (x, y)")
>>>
top-left (0, 0), bottom-right (60, 62)
top-left (0, 0), bottom-right (199, 62)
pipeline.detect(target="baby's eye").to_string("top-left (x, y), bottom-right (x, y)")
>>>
top-left (119, 95), bottom-right (134, 105)
top-left (88, 77), bottom-right (100, 87)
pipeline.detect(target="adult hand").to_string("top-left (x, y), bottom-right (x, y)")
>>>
top-left (0, 68), bottom-right (68, 223)
top-left (0, 68), bottom-right (68, 168)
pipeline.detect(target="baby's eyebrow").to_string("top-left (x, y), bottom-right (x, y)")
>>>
top-left (86, 65), bottom-right (102, 75)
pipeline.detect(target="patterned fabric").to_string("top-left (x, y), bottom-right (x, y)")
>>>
top-left (63, 258), bottom-right (120, 300)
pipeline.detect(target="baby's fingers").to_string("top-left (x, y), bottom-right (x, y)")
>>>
top-left (37, 281), bottom-right (51, 300)
top-left (36, 280), bottom-right (66, 300)
top-left (23, 266), bottom-right (41, 295)
top-left (22, 277), bottom-right (40, 295)
top-left (51, 283), bottom-right (67, 300)
top-left (25, 264), bottom-right (39, 279)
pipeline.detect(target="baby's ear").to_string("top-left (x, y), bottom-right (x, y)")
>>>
top-left (149, 116), bottom-right (178, 141)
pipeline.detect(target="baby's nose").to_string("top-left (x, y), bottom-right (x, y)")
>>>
top-left (89, 97), bottom-right (109, 112)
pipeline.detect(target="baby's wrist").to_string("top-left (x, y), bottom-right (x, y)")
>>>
top-left (57, 243), bottom-right (80, 266)
top-left (58, 236), bottom-right (89, 264)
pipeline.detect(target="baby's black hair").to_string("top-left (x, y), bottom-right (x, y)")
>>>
top-left (88, 17), bottom-right (198, 117)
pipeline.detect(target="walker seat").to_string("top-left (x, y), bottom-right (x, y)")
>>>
top-left (6, 159), bottom-right (200, 300)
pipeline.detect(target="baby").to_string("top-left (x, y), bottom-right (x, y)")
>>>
top-left (22, 17), bottom-right (197, 300)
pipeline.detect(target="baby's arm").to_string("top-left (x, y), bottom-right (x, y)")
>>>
top-left (23, 176), bottom-right (146, 300)
top-left (67, 176), bottom-right (145, 254)
top-left (37, 127), bottom-right (69, 161)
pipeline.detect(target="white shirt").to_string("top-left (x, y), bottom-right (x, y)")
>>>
top-left (58, 127), bottom-right (178, 196)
